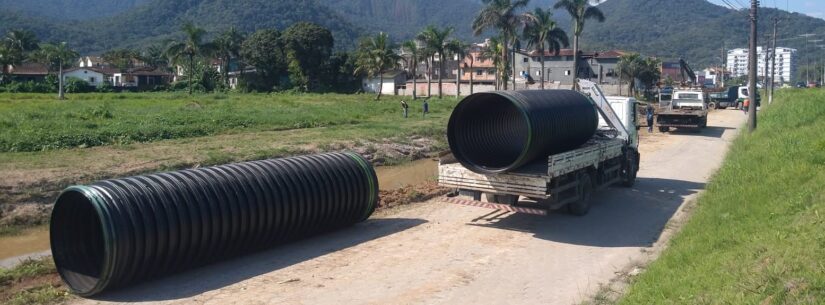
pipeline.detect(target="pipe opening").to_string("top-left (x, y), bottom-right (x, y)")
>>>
top-left (51, 189), bottom-right (106, 294)
top-left (449, 93), bottom-right (529, 171)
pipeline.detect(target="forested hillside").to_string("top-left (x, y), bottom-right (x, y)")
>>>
top-left (0, 0), bottom-right (147, 20)
top-left (2, 0), bottom-right (825, 70)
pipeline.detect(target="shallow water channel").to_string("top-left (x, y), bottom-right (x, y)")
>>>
top-left (0, 158), bottom-right (440, 263)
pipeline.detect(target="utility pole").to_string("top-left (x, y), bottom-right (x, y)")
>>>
top-left (722, 42), bottom-right (727, 87)
top-left (770, 17), bottom-right (778, 105)
top-left (764, 36), bottom-right (771, 101)
top-left (747, 0), bottom-right (758, 132)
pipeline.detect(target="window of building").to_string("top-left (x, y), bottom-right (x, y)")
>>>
top-left (89, 77), bottom-right (96, 83)
top-left (565, 70), bottom-right (571, 76)
top-left (523, 57), bottom-right (529, 63)
top-left (476, 69), bottom-right (483, 76)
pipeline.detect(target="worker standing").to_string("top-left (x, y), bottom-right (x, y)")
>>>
top-left (423, 98), bottom-right (430, 118)
top-left (401, 100), bottom-right (409, 118)
top-left (743, 98), bottom-right (750, 115)
top-left (645, 103), bottom-right (655, 133)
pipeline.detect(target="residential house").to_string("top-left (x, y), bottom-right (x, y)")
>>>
top-left (113, 68), bottom-right (173, 90)
top-left (514, 49), bottom-right (624, 86)
top-left (62, 67), bottom-right (109, 87)
top-left (7, 63), bottom-right (49, 82)
top-left (363, 70), bottom-right (407, 95)
top-left (78, 56), bottom-right (107, 68)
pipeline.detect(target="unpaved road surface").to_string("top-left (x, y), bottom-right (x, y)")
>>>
top-left (73, 110), bottom-right (746, 305)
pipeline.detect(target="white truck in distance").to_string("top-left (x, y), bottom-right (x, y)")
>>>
top-left (656, 89), bottom-right (708, 132)
top-left (438, 80), bottom-right (640, 216)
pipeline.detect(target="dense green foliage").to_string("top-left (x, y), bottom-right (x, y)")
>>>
top-left (282, 23), bottom-right (335, 92)
top-left (620, 89), bottom-right (825, 304)
top-left (0, 0), bottom-right (147, 20)
top-left (0, 92), bottom-right (452, 152)
top-left (3, 0), bottom-right (825, 74)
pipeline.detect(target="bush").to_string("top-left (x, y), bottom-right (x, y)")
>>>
top-left (63, 77), bottom-right (93, 93)
top-left (97, 81), bottom-right (114, 93)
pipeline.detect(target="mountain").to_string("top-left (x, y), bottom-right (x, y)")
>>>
top-left (0, 0), bottom-right (148, 20)
top-left (579, 0), bottom-right (825, 68)
top-left (2, 0), bottom-right (825, 71)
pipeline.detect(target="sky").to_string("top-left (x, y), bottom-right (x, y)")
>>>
top-left (707, 0), bottom-right (825, 20)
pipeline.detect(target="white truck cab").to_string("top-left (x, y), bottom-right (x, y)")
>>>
top-left (671, 91), bottom-right (707, 110)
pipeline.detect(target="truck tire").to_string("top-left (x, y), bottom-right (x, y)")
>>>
top-left (485, 193), bottom-right (518, 205)
top-left (621, 151), bottom-right (639, 187)
top-left (568, 172), bottom-right (593, 216)
top-left (659, 126), bottom-right (670, 133)
top-left (708, 102), bottom-right (717, 109)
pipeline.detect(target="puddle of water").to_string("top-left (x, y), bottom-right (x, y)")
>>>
top-left (0, 226), bottom-right (50, 261)
top-left (376, 159), bottom-right (438, 190)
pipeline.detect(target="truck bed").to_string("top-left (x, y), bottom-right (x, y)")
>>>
top-left (438, 137), bottom-right (625, 199)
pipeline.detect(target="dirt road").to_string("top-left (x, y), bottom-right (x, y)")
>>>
top-left (72, 110), bottom-right (746, 305)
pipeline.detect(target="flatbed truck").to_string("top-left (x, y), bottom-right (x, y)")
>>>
top-left (656, 89), bottom-right (708, 132)
top-left (438, 79), bottom-right (640, 216)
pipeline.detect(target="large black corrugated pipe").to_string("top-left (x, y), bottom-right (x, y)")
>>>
top-left (447, 90), bottom-right (597, 174)
top-left (49, 152), bottom-right (378, 297)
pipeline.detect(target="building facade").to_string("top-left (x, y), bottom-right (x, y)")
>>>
top-left (727, 47), bottom-right (797, 84)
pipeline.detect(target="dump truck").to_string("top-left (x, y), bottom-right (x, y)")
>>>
top-left (438, 79), bottom-right (640, 216)
top-left (656, 89), bottom-right (708, 132)
top-left (708, 86), bottom-right (739, 109)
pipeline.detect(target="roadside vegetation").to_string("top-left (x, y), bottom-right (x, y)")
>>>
top-left (619, 89), bottom-right (825, 304)
top-left (0, 258), bottom-right (68, 305)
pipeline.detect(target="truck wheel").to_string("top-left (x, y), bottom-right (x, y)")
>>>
top-left (708, 102), bottom-right (717, 109)
top-left (621, 151), bottom-right (639, 188)
top-left (568, 173), bottom-right (593, 216)
top-left (485, 194), bottom-right (518, 205)
top-left (658, 126), bottom-right (669, 133)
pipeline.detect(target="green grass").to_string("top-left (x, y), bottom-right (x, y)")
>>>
top-left (0, 92), bottom-right (454, 152)
top-left (619, 89), bottom-right (825, 304)
top-left (0, 258), bottom-right (68, 305)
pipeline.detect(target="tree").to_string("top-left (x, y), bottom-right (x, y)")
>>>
top-left (354, 32), bottom-right (401, 100)
top-left (446, 39), bottom-right (468, 98)
top-left (522, 8), bottom-right (569, 89)
top-left (2, 30), bottom-right (39, 82)
top-left (102, 49), bottom-right (139, 71)
top-left (4, 30), bottom-right (39, 55)
top-left (473, 0), bottom-right (530, 91)
top-left (165, 22), bottom-right (210, 95)
top-left (617, 53), bottom-right (661, 97)
top-left (401, 40), bottom-right (422, 99)
top-left (479, 37), bottom-right (505, 90)
top-left (213, 27), bottom-right (245, 87)
top-left (554, 0), bottom-right (605, 89)
top-left (141, 44), bottom-right (169, 71)
top-left (282, 22), bottom-right (334, 92)
top-left (30, 42), bottom-right (78, 100)
top-left (240, 29), bottom-right (286, 91)
top-left (417, 25), bottom-right (454, 98)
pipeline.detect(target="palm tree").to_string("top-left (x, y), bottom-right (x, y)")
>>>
top-left (213, 27), bottom-right (245, 86)
top-left (354, 32), bottom-right (401, 100)
top-left (401, 40), bottom-right (421, 99)
top-left (473, 0), bottom-right (530, 91)
top-left (417, 25), bottom-right (454, 98)
top-left (554, 0), bottom-right (605, 89)
top-left (479, 37), bottom-right (504, 90)
top-left (617, 53), bottom-right (643, 96)
top-left (166, 22), bottom-right (209, 94)
top-left (30, 42), bottom-right (78, 100)
top-left (4, 30), bottom-right (39, 54)
top-left (523, 8), bottom-right (569, 89)
top-left (141, 44), bottom-right (169, 71)
top-left (446, 39), bottom-right (468, 99)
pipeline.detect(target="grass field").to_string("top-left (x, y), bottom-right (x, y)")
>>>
top-left (619, 89), bottom-right (825, 304)
top-left (0, 92), bottom-right (457, 234)
top-left (0, 258), bottom-right (67, 305)
top-left (0, 92), bottom-right (453, 152)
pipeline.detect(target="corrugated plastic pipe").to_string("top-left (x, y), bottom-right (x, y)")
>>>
top-left (447, 90), bottom-right (598, 174)
top-left (49, 152), bottom-right (378, 296)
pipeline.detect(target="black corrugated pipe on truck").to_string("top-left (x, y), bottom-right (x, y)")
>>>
top-left (49, 152), bottom-right (378, 297)
top-left (447, 90), bottom-right (598, 174)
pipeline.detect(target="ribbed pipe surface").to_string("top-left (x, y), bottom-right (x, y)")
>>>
top-left (447, 90), bottom-right (597, 174)
top-left (50, 152), bottom-right (378, 296)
